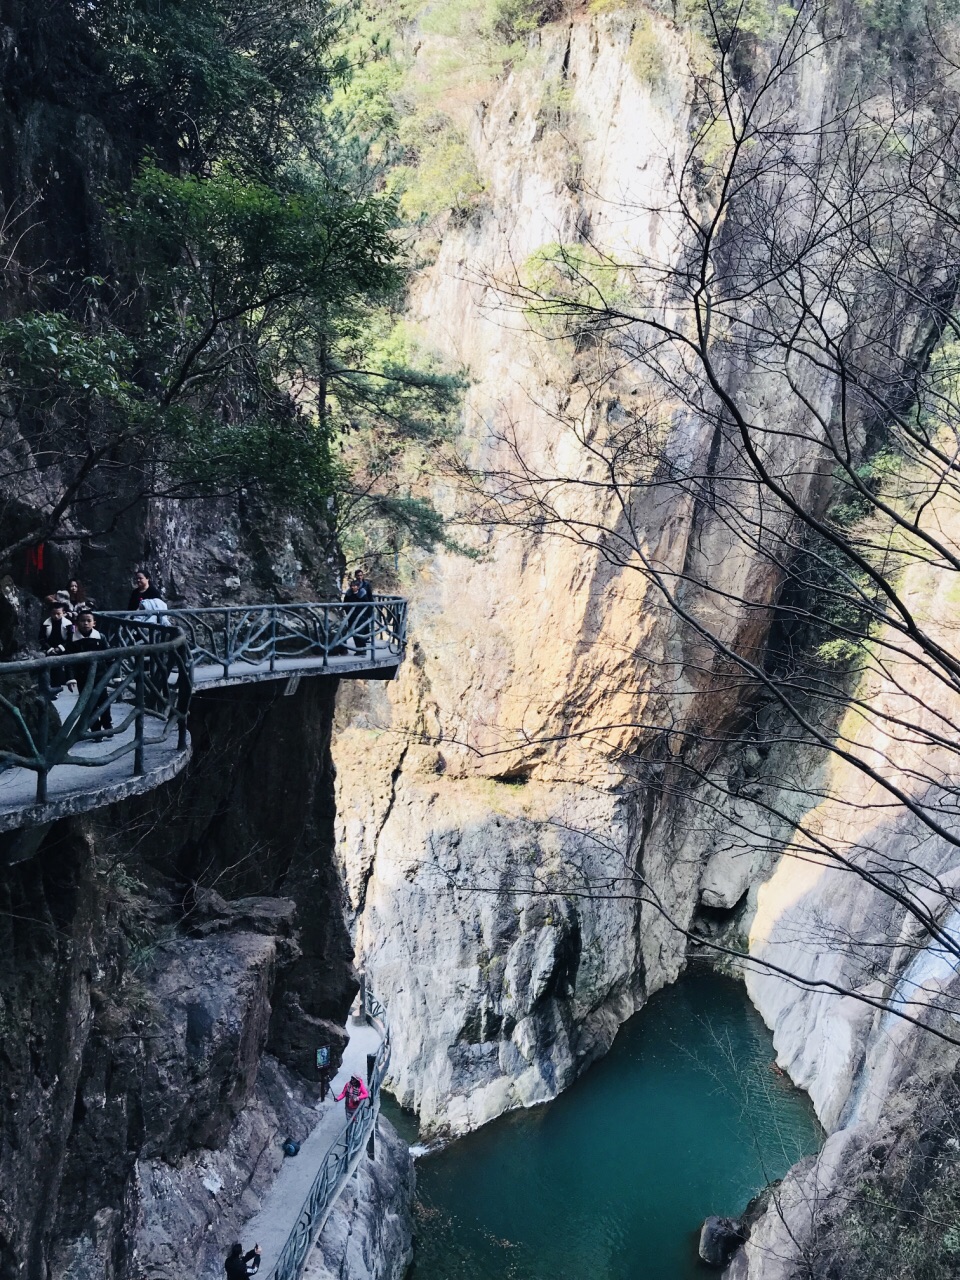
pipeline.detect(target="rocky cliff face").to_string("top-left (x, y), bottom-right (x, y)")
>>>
top-left (335, 12), bottom-right (689, 1135)
top-left (719, 497), bottom-right (960, 1277)
top-left (0, 678), bottom-right (364, 1280)
top-left (334, 22), bottom-right (960, 1271)
top-left (334, 7), bottom-right (838, 1135)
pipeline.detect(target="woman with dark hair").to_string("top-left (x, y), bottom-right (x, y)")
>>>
top-left (67, 579), bottom-right (95, 614)
top-left (224, 1242), bottom-right (260, 1279)
top-left (126, 569), bottom-right (153, 612)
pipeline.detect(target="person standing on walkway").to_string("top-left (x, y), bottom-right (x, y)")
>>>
top-left (39, 603), bottom-right (74, 655)
top-left (343, 569), bottom-right (373, 655)
top-left (224, 1242), bottom-right (261, 1279)
top-left (38, 603), bottom-right (74, 698)
top-left (335, 1074), bottom-right (369, 1117)
top-left (43, 579), bottom-right (92, 615)
top-left (67, 579), bottom-right (96, 615)
top-left (126, 569), bottom-right (160, 612)
top-left (67, 611), bottom-right (113, 733)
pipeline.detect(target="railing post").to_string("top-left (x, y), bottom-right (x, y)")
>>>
top-left (222, 610), bottom-right (231, 680)
top-left (36, 696), bottom-right (50, 804)
top-left (134, 655), bottom-right (145, 776)
top-left (366, 1111), bottom-right (376, 1161)
top-left (270, 606), bottom-right (277, 674)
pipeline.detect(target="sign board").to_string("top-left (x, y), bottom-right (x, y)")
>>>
top-left (316, 1046), bottom-right (330, 1070)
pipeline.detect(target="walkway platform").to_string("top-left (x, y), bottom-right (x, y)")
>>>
top-left (0, 689), bottom-right (190, 839)
top-left (233, 1021), bottom-right (383, 1279)
top-left (0, 598), bottom-right (407, 838)
top-left (193, 649), bottom-right (399, 690)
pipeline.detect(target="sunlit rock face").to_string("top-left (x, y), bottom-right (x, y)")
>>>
top-left (334, 15), bottom-right (695, 1138)
top-left (333, 13), bottom-right (844, 1137)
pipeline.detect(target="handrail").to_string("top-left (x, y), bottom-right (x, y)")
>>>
top-left (0, 617), bottom-right (191, 803)
top-left (262, 982), bottom-right (391, 1280)
top-left (102, 597), bottom-right (408, 682)
top-left (0, 597), bottom-right (408, 810)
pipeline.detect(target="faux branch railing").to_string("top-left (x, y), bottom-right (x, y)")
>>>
top-left (0, 598), bottom-right (408, 807)
top-left (140, 598), bottom-right (409, 681)
top-left (264, 983), bottom-right (391, 1280)
top-left (0, 617), bottom-right (191, 804)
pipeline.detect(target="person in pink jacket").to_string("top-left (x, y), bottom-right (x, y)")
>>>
top-left (335, 1074), bottom-right (370, 1116)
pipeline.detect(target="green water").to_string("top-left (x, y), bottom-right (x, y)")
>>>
top-left (391, 972), bottom-right (823, 1280)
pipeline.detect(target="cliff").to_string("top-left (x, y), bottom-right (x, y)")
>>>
top-left (0, 677), bottom-right (367, 1279)
top-left (332, 7), bottom-right (960, 1273)
top-left (334, 4), bottom-right (828, 1134)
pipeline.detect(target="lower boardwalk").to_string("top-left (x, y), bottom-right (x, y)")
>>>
top-left (0, 689), bottom-right (190, 838)
top-left (235, 1020), bottom-right (383, 1278)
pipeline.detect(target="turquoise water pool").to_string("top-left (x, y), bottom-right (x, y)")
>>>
top-left (389, 971), bottom-right (822, 1280)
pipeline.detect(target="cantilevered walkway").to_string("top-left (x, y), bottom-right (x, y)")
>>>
top-left (0, 597), bottom-right (407, 836)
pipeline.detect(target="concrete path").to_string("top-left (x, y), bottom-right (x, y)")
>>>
top-left (0, 645), bottom-right (401, 835)
top-left (239, 1020), bottom-right (383, 1277)
top-left (0, 689), bottom-right (190, 835)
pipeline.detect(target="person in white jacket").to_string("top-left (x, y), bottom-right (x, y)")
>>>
top-left (37, 603), bottom-right (74, 695)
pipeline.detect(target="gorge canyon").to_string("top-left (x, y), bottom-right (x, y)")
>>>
top-left (3, 1), bottom-right (960, 1278)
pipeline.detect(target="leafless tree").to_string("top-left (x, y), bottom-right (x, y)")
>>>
top-left (445, 0), bottom-right (960, 1040)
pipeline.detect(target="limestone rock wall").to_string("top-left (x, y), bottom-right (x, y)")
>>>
top-left (334, 10), bottom-right (844, 1136)
top-left (336, 14), bottom-right (685, 1136)
top-left (336, 41), bottom-right (960, 1272)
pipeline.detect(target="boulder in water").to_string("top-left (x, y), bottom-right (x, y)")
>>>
top-left (698, 1215), bottom-right (745, 1267)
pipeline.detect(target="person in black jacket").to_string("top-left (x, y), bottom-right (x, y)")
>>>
top-left (67, 612), bottom-right (113, 732)
top-left (343, 569), bottom-right (373, 654)
top-left (126, 569), bottom-right (157, 612)
top-left (38, 603), bottom-right (74, 695)
top-left (224, 1242), bottom-right (261, 1279)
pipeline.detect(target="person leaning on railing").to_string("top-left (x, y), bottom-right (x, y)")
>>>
top-left (67, 612), bottom-right (113, 734)
top-left (334, 1074), bottom-right (369, 1117)
top-left (343, 569), bottom-right (373, 655)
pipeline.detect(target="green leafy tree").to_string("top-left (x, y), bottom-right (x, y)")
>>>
top-left (0, 0), bottom-right (463, 572)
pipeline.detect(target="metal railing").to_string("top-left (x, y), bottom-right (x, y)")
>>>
top-left (263, 982), bottom-right (391, 1280)
top-left (0, 617), bottom-right (191, 804)
top-left (0, 596), bottom-right (408, 809)
top-left (110, 598), bottom-right (409, 682)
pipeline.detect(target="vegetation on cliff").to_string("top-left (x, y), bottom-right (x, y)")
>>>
top-left (0, 0), bottom-right (464, 577)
